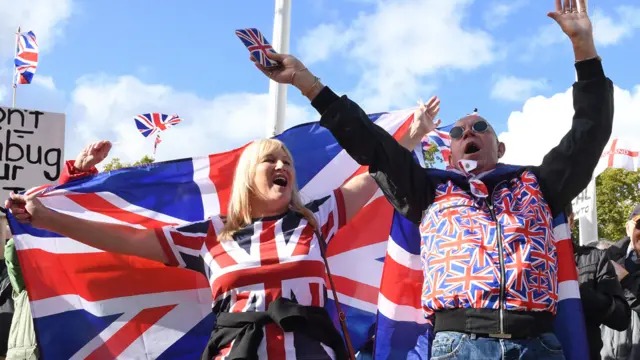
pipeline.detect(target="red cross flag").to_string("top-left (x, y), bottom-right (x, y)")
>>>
top-left (593, 138), bottom-right (640, 177)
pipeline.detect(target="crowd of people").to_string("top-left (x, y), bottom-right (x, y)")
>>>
top-left (1, 0), bottom-right (640, 359)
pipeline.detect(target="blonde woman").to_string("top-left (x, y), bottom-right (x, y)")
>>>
top-left (5, 106), bottom-right (438, 360)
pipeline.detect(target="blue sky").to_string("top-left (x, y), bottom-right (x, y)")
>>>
top-left (3, 0), bottom-right (640, 165)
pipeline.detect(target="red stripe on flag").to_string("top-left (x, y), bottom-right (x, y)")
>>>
top-left (205, 225), bottom-right (238, 268)
top-left (85, 305), bottom-right (176, 360)
top-left (292, 223), bottom-right (314, 257)
top-left (18, 249), bottom-right (209, 301)
top-left (327, 274), bottom-right (379, 305)
top-left (556, 239), bottom-right (578, 283)
top-left (310, 282), bottom-right (320, 307)
top-left (171, 233), bottom-right (206, 251)
top-left (208, 146), bottom-right (247, 216)
top-left (211, 261), bottom-right (326, 298)
top-left (66, 193), bottom-right (176, 228)
top-left (326, 199), bottom-right (393, 257)
top-left (379, 253), bottom-right (423, 308)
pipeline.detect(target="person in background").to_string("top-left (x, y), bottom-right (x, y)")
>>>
top-left (601, 206), bottom-right (640, 359)
top-left (567, 205), bottom-right (630, 359)
top-left (0, 211), bottom-right (12, 360)
top-left (3, 140), bottom-right (111, 360)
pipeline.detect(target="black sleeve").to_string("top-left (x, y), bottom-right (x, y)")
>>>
top-left (533, 59), bottom-right (614, 216)
top-left (312, 87), bottom-right (437, 224)
top-left (588, 252), bottom-right (631, 330)
top-left (620, 271), bottom-right (640, 312)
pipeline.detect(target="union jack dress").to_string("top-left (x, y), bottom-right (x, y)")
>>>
top-left (155, 189), bottom-right (346, 359)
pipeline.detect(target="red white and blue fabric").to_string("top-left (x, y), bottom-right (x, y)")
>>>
top-left (421, 124), bottom-right (453, 163)
top-left (235, 28), bottom-right (278, 68)
top-left (14, 30), bottom-right (38, 85)
top-left (134, 113), bottom-right (182, 138)
top-left (155, 191), bottom-right (345, 359)
top-left (7, 110), bottom-right (416, 359)
top-left (373, 164), bottom-right (588, 359)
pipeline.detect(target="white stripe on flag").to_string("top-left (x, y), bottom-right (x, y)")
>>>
top-left (119, 302), bottom-right (211, 359)
top-left (328, 291), bottom-right (377, 314)
top-left (327, 242), bottom-right (386, 287)
top-left (387, 238), bottom-right (422, 271)
top-left (558, 280), bottom-right (580, 301)
top-left (300, 110), bottom-right (411, 200)
top-left (30, 288), bottom-right (212, 318)
top-left (377, 293), bottom-right (428, 323)
top-left (15, 234), bottom-right (103, 254)
top-left (192, 156), bottom-right (221, 219)
top-left (69, 310), bottom-right (136, 360)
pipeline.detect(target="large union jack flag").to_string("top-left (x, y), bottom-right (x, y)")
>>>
top-left (8, 110), bottom-right (417, 359)
top-left (235, 28), bottom-right (279, 68)
top-left (14, 30), bottom-right (39, 85)
top-left (134, 113), bottom-right (183, 138)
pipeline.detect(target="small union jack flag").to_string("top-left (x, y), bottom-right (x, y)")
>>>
top-left (134, 113), bottom-right (182, 138)
top-left (14, 30), bottom-right (39, 85)
top-left (235, 28), bottom-right (279, 68)
top-left (154, 134), bottom-right (162, 154)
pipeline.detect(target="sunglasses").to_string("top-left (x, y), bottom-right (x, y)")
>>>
top-left (449, 120), bottom-right (490, 140)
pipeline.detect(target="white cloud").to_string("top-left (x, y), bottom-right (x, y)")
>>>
top-left (591, 5), bottom-right (640, 46)
top-left (32, 75), bottom-right (56, 90)
top-left (298, 23), bottom-right (353, 65)
top-left (298, 0), bottom-right (498, 111)
top-left (483, 0), bottom-right (527, 28)
top-left (529, 5), bottom-right (640, 52)
top-left (65, 75), bottom-right (316, 165)
top-left (498, 83), bottom-right (640, 166)
top-left (491, 76), bottom-right (548, 102)
top-left (0, 0), bottom-right (73, 60)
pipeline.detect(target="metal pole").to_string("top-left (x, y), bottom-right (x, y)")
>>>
top-left (12, 26), bottom-right (20, 108)
top-left (266, 0), bottom-right (291, 137)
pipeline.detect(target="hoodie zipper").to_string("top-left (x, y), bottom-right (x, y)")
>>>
top-left (485, 180), bottom-right (508, 336)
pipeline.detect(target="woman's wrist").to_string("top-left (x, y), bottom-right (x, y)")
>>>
top-left (293, 69), bottom-right (324, 101)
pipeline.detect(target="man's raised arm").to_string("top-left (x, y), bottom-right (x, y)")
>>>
top-left (536, 0), bottom-right (614, 216)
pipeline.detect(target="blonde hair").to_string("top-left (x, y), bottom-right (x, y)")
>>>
top-left (220, 139), bottom-right (318, 240)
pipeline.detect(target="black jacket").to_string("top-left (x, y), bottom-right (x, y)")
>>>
top-left (607, 238), bottom-right (640, 312)
top-left (312, 58), bottom-right (614, 337)
top-left (574, 243), bottom-right (630, 359)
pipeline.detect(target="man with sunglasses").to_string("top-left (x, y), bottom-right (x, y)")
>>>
top-left (260, 0), bottom-right (612, 358)
top-left (607, 206), bottom-right (640, 311)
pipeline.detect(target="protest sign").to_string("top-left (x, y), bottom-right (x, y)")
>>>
top-left (0, 106), bottom-right (65, 201)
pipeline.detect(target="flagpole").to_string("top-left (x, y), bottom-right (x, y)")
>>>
top-left (11, 26), bottom-right (20, 108)
top-left (266, 0), bottom-right (291, 137)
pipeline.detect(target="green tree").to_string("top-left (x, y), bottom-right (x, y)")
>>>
top-left (595, 168), bottom-right (640, 241)
top-left (102, 155), bottom-right (155, 172)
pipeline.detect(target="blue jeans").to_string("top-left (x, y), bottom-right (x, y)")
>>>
top-left (431, 331), bottom-right (566, 360)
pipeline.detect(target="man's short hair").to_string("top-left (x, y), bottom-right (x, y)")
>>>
top-left (629, 204), bottom-right (640, 222)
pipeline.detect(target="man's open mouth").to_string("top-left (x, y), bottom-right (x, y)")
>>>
top-left (464, 142), bottom-right (481, 154)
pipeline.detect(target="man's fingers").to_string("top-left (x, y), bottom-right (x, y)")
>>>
top-left (9, 192), bottom-right (26, 202)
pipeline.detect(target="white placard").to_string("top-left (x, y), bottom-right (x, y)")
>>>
top-left (0, 106), bottom-right (65, 201)
top-left (572, 180), bottom-right (595, 220)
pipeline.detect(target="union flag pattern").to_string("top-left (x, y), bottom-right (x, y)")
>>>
top-left (7, 109), bottom-right (416, 359)
top-left (14, 30), bottom-right (39, 85)
top-left (420, 170), bottom-right (558, 320)
top-left (155, 192), bottom-right (346, 359)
